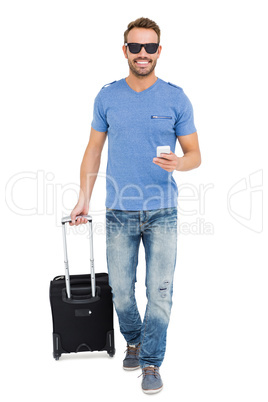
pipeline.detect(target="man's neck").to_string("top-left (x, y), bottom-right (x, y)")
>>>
top-left (125, 73), bottom-right (158, 93)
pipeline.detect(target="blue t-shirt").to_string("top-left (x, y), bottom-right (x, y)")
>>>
top-left (91, 78), bottom-right (196, 211)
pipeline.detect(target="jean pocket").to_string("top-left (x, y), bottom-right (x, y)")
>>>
top-left (167, 207), bottom-right (177, 214)
top-left (106, 210), bottom-right (125, 226)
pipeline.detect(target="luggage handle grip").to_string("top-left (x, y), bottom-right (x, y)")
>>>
top-left (61, 215), bottom-right (95, 299)
top-left (61, 215), bottom-right (92, 224)
top-left (61, 286), bottom-right (101, 304)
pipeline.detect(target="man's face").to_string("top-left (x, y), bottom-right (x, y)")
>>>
top-left (123, 28), bottom-right (162, 78)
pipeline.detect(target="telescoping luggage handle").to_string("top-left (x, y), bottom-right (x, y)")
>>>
top-left (61, 215), bottom-right (95, 299)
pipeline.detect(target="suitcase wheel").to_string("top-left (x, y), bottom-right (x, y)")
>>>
top-left (108, 348), bottom-right (115, 357)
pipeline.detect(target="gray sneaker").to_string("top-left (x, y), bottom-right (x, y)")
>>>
top-left (141, 366), bottom-right (163, 394)
top-left (123, 343), bottom-right (141, 370)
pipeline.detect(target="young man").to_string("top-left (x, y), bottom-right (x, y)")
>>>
top-left (70, 17), bottom-right (201, 394)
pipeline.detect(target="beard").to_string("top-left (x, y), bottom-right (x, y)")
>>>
top-left (128, 57), bottom-right (157, 78)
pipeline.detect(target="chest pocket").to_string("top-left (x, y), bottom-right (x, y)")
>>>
top-left (150, 115), bottom-right (175, 137)
top-left (151, 115), bottom-right (172, 120)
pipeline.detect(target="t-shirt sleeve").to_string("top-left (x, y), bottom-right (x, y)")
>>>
top-left (175, 91), bottom-right (197, 136)
top-left (91, 91), bottom-right (108, 132)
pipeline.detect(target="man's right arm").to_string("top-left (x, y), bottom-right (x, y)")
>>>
top-left (70, 127), bottom-right (107, 226)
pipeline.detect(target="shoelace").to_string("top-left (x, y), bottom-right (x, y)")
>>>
top-left (138, 366), bottom-right (160, 378)
top-left (125, 344), bottom-right (140, 357)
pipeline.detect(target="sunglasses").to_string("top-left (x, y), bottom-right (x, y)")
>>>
top-left (125, 42), bottom-right (160, 54)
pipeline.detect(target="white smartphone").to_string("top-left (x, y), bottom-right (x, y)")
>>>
top-left (157, 145), bottom-right (170, 157)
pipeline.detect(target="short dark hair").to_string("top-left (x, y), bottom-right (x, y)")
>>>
top-left (124, 17), bottom-right (161, 44)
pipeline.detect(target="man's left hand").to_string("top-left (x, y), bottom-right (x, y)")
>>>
top-left (153, 151), bottom-right (180, 172)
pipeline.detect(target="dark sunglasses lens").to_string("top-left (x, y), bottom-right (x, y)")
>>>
top-left (145, 43), bottom-right (159, 54)
top-left (128, 43), bottom-right (142, 54)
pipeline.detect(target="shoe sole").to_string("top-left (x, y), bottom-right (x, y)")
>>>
top-left (142, 385), bottom-right (163, 394)
top-left (123, 365), bottom-right (140, 371)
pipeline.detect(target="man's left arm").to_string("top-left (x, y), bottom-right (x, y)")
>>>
top-left (153, 132), bottom-right (201, 172)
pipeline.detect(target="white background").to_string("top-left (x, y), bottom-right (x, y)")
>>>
top-left (1, 0), bottom-right (267, 401)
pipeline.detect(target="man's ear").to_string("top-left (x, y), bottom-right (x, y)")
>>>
top-left (122, 44), bottom-right (128, 59)
top-left (157, 45), bottom-right (162, 59)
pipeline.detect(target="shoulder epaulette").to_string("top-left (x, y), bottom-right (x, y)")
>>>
top-left (101, 81), bottom-right (117, 89)
top-left (168, 82), bottom-right (182, 90)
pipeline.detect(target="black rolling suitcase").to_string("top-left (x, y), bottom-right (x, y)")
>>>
top-left (49, 215), bottom-right (115, 360)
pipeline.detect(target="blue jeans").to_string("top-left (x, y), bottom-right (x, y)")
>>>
top-left (106, 207), bottom-right (178, 368)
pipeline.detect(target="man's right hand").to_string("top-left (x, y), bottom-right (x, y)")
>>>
top-left (69, 199), bottom-right (89, 226)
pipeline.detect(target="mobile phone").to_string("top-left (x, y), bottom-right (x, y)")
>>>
top-left (157, 145), bottom-right (170, 157)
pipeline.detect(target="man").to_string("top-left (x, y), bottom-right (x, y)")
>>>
top-left (70, 17), bottom-right (201, 394)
